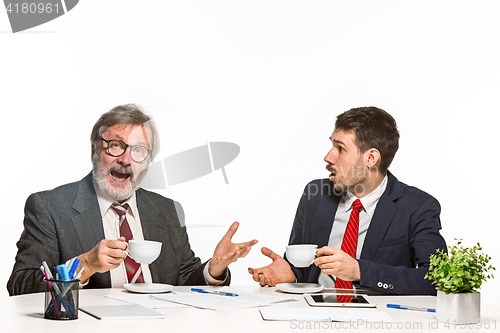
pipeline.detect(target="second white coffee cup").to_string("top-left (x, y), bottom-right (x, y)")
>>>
top-left (285, 244), bottom-right (318, 268)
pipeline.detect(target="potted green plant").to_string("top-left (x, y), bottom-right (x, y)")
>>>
top-left (425, 239), bottom-right (495, 324)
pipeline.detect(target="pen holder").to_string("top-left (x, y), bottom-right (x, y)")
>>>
top-left (44, 278), bottom-right (80, 320)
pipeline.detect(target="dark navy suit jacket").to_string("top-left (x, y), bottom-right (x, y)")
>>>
top-left (287, 172), bottom-right (446, 295)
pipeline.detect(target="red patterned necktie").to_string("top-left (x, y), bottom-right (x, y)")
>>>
top-left (335, 199), bottom-right (363, 298)
top-left (111, 204), bottom-right (145, 284)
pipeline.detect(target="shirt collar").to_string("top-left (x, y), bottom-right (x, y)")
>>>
top-left (343, 175), bottom-right (388, 216)
top-left (92, 176), bottom-right (139, 219)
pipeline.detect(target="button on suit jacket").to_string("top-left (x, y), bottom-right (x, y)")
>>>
top-left (287, 172), bottom-right (446, 295)
top-left (7, 173), bottom-right (225, 296)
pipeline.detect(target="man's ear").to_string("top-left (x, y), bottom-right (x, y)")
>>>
top-left (91, 142), bottom-right (100, 160)
top-left (366, 148), bottom-right (381, 169)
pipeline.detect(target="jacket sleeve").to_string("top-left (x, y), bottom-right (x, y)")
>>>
top-left (287, 193), bottom-right (307, 282)
top-left (355, 196), bottom-right (447, 295)
top-left (7, 193), bottom-right (60, 296)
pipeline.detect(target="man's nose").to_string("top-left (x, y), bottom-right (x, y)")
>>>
top-left (116, 149), bottom-right (132, 165)
top-left (324, 148), bottom-right (336, 165)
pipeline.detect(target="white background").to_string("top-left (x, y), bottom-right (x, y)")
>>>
top-left (1, 1), bottom-right (499, 304)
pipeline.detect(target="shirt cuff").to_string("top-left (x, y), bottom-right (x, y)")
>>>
top-left (203, 260), bottom-right (229, 286)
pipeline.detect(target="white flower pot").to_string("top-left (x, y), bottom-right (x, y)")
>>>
top-left (436, 290), bottom-right (481, 325)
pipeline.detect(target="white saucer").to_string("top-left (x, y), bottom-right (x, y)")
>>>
top-left (124, 283), bottom-right (174, 294)
top-left (276, 283), bottom-right (324, 294)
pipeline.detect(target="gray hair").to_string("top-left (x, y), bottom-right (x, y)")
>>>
top-left (90, 104), bottom-right (160, 162)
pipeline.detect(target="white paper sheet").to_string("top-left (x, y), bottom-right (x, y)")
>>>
top-left (81, 304), bottom-right (165, 320)
top-left (105, 294), bottom-right (190, 309)
top-left (260, 307), bottom-right (396, 323)
top-left (218, 286), bottom-right (301, 303)
top-left (150, 287), bottom-right (299, 310)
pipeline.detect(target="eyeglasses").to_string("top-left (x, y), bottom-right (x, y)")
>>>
top-left (101, 137), bottom-right (151, 163)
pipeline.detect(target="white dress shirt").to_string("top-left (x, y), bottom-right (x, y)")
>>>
top-left (93, 179), bottom-right (153, 287)
top-left (318, 175), bottom-right (388, 288)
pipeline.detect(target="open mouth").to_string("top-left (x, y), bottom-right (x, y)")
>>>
top-left (326, 164), bottom-right (336, 181)
top-left (110, 170), bottom-right (131, 183)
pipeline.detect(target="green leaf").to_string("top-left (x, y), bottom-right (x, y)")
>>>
top-left (426, 239), bottom-right (496, 293)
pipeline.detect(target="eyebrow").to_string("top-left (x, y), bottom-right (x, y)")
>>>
top-left (108, 135), bottom-right (148, 147)
top-left (330, 137), bottom-right (347, 147)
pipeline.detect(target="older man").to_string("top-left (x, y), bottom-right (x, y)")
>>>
top-left (249, 106), bottom-right (446, 295)
top-left (8, 104), bottom-right (257, 295)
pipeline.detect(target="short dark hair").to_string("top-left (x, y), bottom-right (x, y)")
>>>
top-left (90, 104), bottom-right (160, 161)
top-left (335, 106), bottom-right (399, 174)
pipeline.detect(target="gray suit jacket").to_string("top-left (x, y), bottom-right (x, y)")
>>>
top-left (7, 173), bottom-right (223, 296)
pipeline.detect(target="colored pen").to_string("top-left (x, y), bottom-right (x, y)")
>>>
top-left (59, 264), bottom-right (70, 280)
top-left (68, 258), bottom-right (80, 279)
top-left (191, 288), bottom-right (238, 296)
top-left (67, 258), bottom-right (75, 273)
top-left (40, 266), bottom-right (61, 318)
top-left (58, 264), bottom-right (77, 316)
top-left (387, 304), bottom-right (436, 312)
top-left (42, 261), bottom-right (54, 279)
top-left (74, 266), bottom-right (85, 280)
top-left (56, 265), bottom-right (64, 281)
top-left (41, 266), bottom-right (65, 317)
top-left (42, 261), bottom-right (61, 293)
top-left (61, 264), bottom-right (82, 297)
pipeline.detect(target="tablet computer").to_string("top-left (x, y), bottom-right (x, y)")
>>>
top-left (304, 294), bottom-right (376, 307)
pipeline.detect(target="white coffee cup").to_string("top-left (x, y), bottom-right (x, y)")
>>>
top-left (125, 240), bottom-right (162, 264)
top-left (285, 244), bottom-right (318, 267)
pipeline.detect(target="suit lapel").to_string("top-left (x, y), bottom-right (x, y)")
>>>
top-left (136, 189), bottom-right (164, 242)
top-left (71, 173), bottom-right (105, 253)
top-left (316, 192), bottom-right (341, 248)
top-left (136, 189), bottom-right (174, 283)
top-left (360, 172), bottom-right (401, 261)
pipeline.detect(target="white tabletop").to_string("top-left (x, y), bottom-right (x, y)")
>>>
top-left (1, 286), bottom-right (499, 333)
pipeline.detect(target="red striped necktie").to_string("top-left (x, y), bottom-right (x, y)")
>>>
top-left (335, 199), bottom-right (363, 294)
top-left (111, 204), bottom-right (145, 284)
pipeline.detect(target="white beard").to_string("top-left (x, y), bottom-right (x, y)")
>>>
top-left (91, 152), bottom-right (148, 202)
